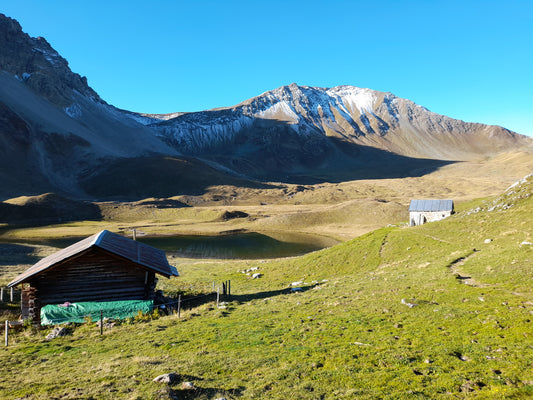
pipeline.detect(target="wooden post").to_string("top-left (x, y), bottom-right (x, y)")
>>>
top-left (4, 320), bottom-right (8, 347)
top-left (0, 287), bottom-right (3, 302)
top-left (216, 287), bottom-right (220, 308)
top-left (132, 228), bottom-right (137, 241)
top-left (177, 295), bottom-right (181, 319)
top-left (212, 282), bottom-right (215, 292)
top-left (100, 310), bottom-right (103, 335)
top-left (228, 280), bottom-right (231, 296)
top-left (10, 287), bottom-right (14, 302)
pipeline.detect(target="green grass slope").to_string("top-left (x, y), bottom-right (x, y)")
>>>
top-left (1, 176), bottom-right (532, 399)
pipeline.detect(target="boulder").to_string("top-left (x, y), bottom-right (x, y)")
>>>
top-left (153, 373), bottom-right (180, 384)
top-left (45, 326), bottom-right (70, 340)
top-left (181, 382), bottom-right (195, 390)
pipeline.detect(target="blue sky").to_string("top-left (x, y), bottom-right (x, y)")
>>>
top-left (2, 1), bottom-right (532, 136)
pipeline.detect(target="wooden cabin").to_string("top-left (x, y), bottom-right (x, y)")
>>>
top-left (409, 199), bottom-right (454, 226)
top-left (7, 230), bottom-right (178, 325)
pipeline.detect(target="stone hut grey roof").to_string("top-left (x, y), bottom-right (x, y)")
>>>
top-left (408, 200), bottom-right (454, 212)
top-left (8, 230), bottom-right (178, 287)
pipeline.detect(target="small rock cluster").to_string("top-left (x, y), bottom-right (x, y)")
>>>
top-left (96, 318), bottom-right (116, 330)
top-left (153, 373), bottom-right (196, 390)
top-left (465, 173), bottom-right (533, 215)
top-left (153, 373), bottom-right (181, 384)
top-left (45, 326), bottom-right (71, 340)
top-left (240, 266), bottom-right (262, 278)
top-left (401, 298), bottom-right (417, 308)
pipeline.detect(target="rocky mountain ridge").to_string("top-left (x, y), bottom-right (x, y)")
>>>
top-left (151, 83), bottom-right (527, 161)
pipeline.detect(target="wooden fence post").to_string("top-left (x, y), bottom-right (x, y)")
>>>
top-left (177, 295), bottom-right (181, 319)
top-left (4, 320), bottom-right (8, 347)
top-left (100, 310), bottom-right (103, 335)
top-left (216, 287), bottom-right (220, 308)
top-left (228, 280), bottom-right (231, 297)
top-left (10, 287), bottom-right (14, 302)
top-left (0, 287), bottom-right (3, 302)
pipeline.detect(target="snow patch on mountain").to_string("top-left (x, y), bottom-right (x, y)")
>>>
top-left (32, 47), bottom-right (61, 66)
top-left (334, 87), bottom-right (376, 114)
top-left (14, 72), bottom-right (32, 82)
top-left (255, 100), bottom-right (300, 123)
top-left (65, 103), bottom-right (82, 118)
top-left (122, 112), bottom-right (160, 126)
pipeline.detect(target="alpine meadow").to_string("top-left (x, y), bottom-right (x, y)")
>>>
top-left (0, 9), bottom-right (532, 400)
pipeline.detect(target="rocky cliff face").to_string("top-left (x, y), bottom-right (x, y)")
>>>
top-left (0, 14), bottom-right (101, 107)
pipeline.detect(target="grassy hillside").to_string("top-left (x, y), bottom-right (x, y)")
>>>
top-left (0, 176), bottom-right (531, 399)
top-left (0, 193), bottom-right (101, 225)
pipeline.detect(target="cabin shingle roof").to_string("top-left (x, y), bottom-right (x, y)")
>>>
top-left (8, 230), bottom-right (178, 287)
top-left (408, 199), bottom-right (454, 212)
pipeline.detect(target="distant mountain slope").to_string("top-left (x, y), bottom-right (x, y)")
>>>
top-left (151, 84), bottom-right (531, 180)
top-left (0, 13), bottom-right (531, 199)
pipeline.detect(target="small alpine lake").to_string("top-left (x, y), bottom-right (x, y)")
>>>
top-left (139, 231), bottom-right (339, 259)
top-left (1, 231), bottom-right (340, 260)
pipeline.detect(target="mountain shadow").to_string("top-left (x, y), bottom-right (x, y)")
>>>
top-left (317, 137), bottom-right (457, 182)
top-left (0, 193), bottom-right (102, 226)
top-left (80, 156), bottom-right (282, 201)
top-left (171, 117), bottom-right (458, 185)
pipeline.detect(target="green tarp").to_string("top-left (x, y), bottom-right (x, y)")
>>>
top-left (40, 300), bottom-right (154, 325)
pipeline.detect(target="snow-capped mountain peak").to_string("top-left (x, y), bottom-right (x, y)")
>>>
top-left (150, 82), bottom-right (530, 166)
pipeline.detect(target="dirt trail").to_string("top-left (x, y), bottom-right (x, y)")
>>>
top-left (446, 250), bottom-right (489, 288)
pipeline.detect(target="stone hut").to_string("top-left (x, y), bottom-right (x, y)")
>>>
top-left (409, 199), bottom-right (454, 226)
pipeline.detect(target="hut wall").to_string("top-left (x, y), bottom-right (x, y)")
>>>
top-left (410, 210), bottom-right (453, 226)
top-left (28, 248), bottom-right (156, 305)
